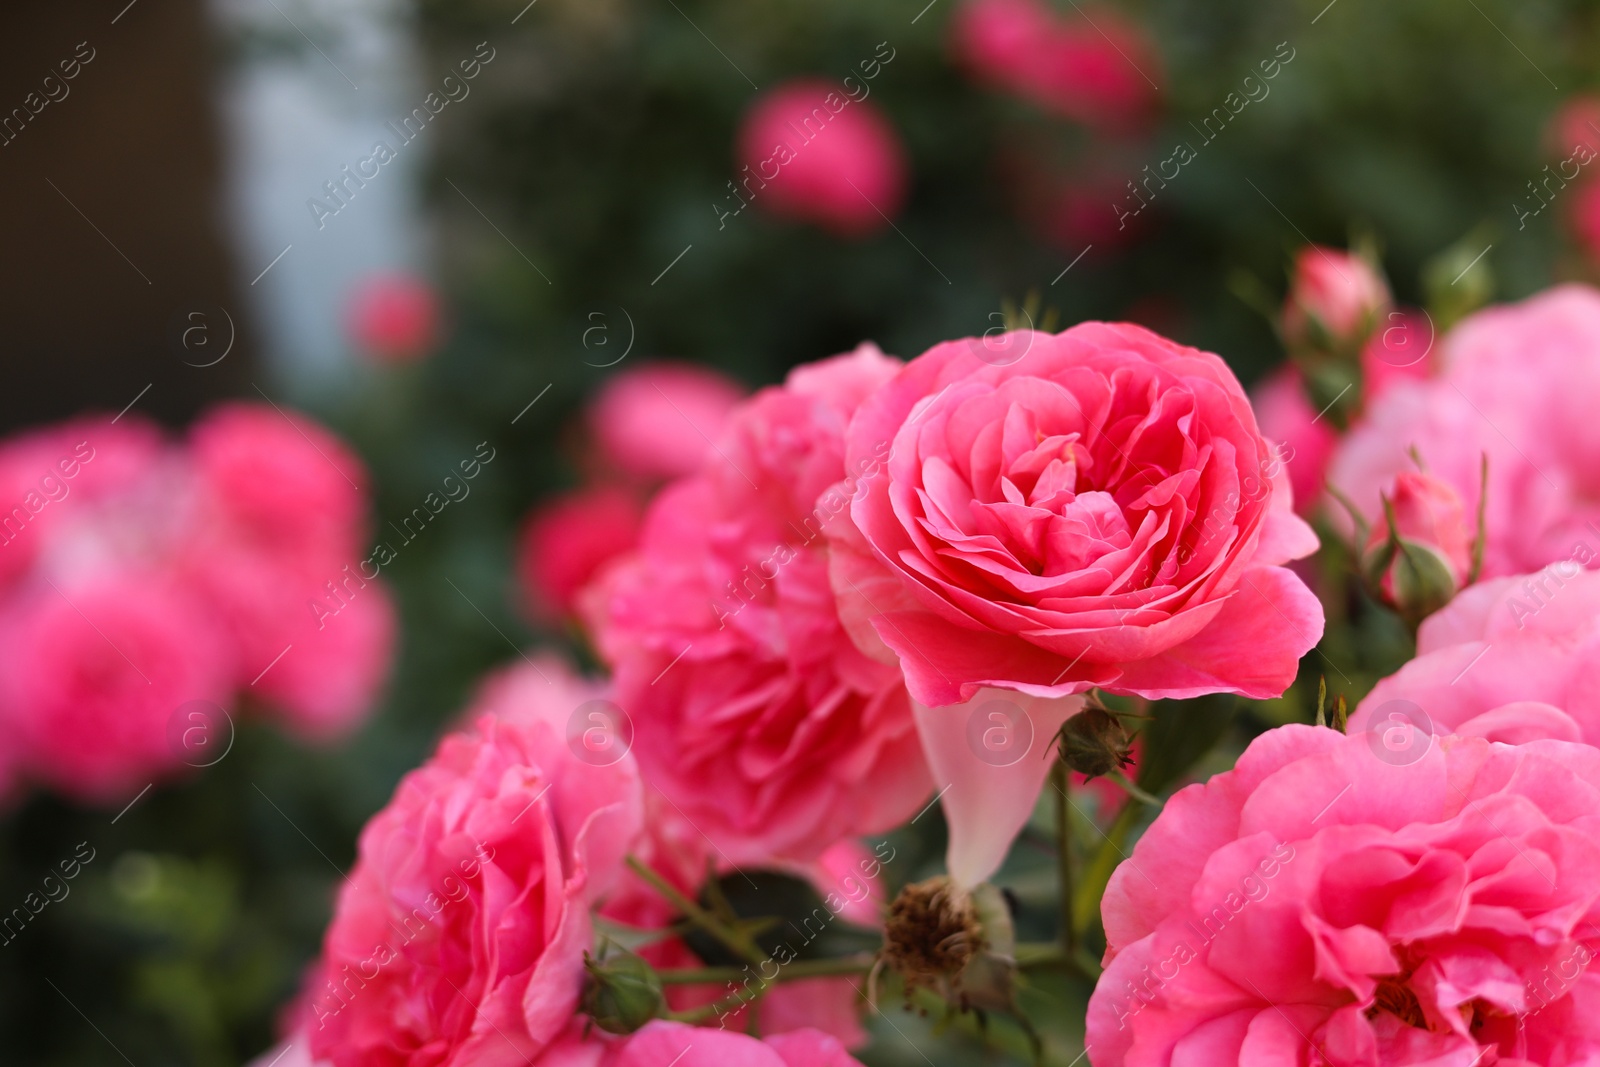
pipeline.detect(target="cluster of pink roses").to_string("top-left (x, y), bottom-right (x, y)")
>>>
top-left (0, 403), bottom-right (395, 805)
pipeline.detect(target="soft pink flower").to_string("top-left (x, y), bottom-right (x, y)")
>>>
top-left (611, 1021), bottom-right (865, 1067)
top-left (830, 323), bottom-right (1323, 708)
top-left (346, 272), bottom-right (442, 364)
top-left (1282, 246), bottom-right (1391, 352)
top-left (0, 571), bottom-right (233, 804)
top-left (518, 485), bottom-right (644, 622)
top-left (1362, 469), bottom-right (1474, 601)
top-left (1250, 366), bottom-right (1339, 518)
top-left (951, 0), bottom-right (1159, 130)
top-left (257, 1020), bottom-right (611, 1067)
top-left (1087, 724), bottom-right (1600, 1066)
top-left (188, 403), bottom-right (370, 565)
top-left (303, 709), bottom-right (641, 1066)
top-left (1351, 563), bottom-right (1600, 746)
top-left (584, 344), bottom-right (931, 865)
top-left (1329, 284), bottom-right (1600, 579)
top-left (588, 362), bottom-right (746, 483)
top-left (736, 80), bottom-right (909, 237)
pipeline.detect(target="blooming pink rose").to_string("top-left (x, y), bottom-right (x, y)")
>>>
top-left (584, 344), bottom-right (931, 865)
top-left (612, 1021), bottom-right (865, 1067)
top-left (304, 709), bottom-right (641, 1067)
top-left (951, 0), bottom-right (1159, 130)
top-left (0, 571), bottom-right (233, 804)
top-left (736, 80), bottom-right (909, 238)
top-left (518, 485), bottom-right (644, 622)
top-left (257, 1020), bottom-right (611, 1067)
top-left (1350, 563), bottom-right (1600, 746)
top-left (1250, 366), bottom-right (1339, 518)
top-left (588, 362), bottom-right (746, 483)
top-left (1087, 724), bottom-right (1600, 1065)
top-left (1329, 284), bottom-right (1600, 579)
top-left (1282, 246), bottom-right (1391, 352)
top-left (346, 272), bottom-right (443, 364)
top-left (830, 323), bottom-right (1323, 708)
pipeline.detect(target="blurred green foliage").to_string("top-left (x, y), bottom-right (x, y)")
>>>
top-left (4, 0), bottom-right (1598, 1061)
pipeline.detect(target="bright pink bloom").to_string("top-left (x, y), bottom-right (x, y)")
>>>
top-left (612, 1021), bottom-right (865, 1067)
top-left (1282, 245), bottom-right (1391, 352)
top-left (951, 0), bottom-right (1159, 130)
top-left (1250, 366), bottom-right (1339, 518)
top-left (1330, 284), bottom-right (1600, 579)
top-left (736, 80), bottom-right (909, 238)
top-left (346, 273), bottom-right (442, 364)
top-left (584, 344), bottom-right (931, 865)
top-left (304, 709), bottom-right (641, 1067)
top-left (829, 323), bottom-right (1323, 708)
top-left (588, 362), bottom-right (746, 483)
top-left (1351, 563), bottom-right (1600, 746)
top-left (518, 485), bottom-right (644, 622)
top-left (257, 1021), bottom-right (610, 1067)
top-left (0, 571), bottom-right (233, 803)
top-left (1088, 724), bottom-right (1600, 1065)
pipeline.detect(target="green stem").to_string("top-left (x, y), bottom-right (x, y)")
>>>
top-left (625, 856), bottom-right (765, 965)
top-left (1052, 760), bottom-right (1077, 958)
top-left (1110, 770), bottom-right (1163, 808)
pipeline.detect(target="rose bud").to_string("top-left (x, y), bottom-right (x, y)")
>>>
top-left (1055, 704), bottom-right (1134, 780)
top-left (1282, 246), bottom-right (1392, 425)
top-left (582, 946), bottom-right (665, 1035)
top-left (1361, 469), bottom-right (1475, 626)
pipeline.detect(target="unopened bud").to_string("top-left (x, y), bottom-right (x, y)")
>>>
top-left (580, 947), bottom-right (664, 1034)
top-left (1056, 705), bottom-right (1135, 780)
top-left (1362, 470), bottom-right (1472, 627)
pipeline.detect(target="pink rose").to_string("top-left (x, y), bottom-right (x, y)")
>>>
top-left (257, 1020), bottom-right (610, 1067)
top-left (830, 323), bottom-right (1323, 708)
top-left (735, 80), bottom-right (908, 238)
top-left (1329, 284), bottom-right (1600, 579)
top-left (304, 709), bottom-right (641, 1066)
top-left (1282, 245), bottom-right (1391, 352)
top-left (588, 362), bottom-right (746, 483)
top-left (1351, 563), bottom-right (1600, 746)
top-left (611, 1021), bottom-right (865, 1067)
top-left (0, 571), bottom-right (233, 804)
top-left (346, 272), bottom-right (442, 364)
top-left (584, 345), bottom-right (931, 865)
top-left (951, 0), bottom-right (1159, 130)
top-left (518, 485), bottom-right (644, 622)
top-left (1249, 365), bottom-right (1339, 518)
top-left (188, 403), bottom-right (370, 564)
top-left (1087, 724), bottom-right (1600, 1065)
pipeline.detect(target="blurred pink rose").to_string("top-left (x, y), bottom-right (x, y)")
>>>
top-left (1281, 245), bottom-right (1391, 353)
top-left (0, 571), bottom-right (232, 804)
top-left (1569, 179), bottom-right (1600, 261)
top-left (736, 79), bottom-right (908, 237)
top-left (1250, 365), bottom-right (1339, 518)
top-left (830, 323), bottom-right (1322, 707)
top-left (1087, 724), bottom-right (1600, 1065)
top-left (1351, 563), bottom-right (1600, 745)
top-left (345, 272), bottom-right (442, 364)
top-left (1361, 307), bottom-right (1436, 402)
top-left (612, 1021), bottom-right (865, 1067)
top-left (588, 362), bottom-right (746, 483)
top-left (951, 0), bottom-right (1159, 130)
top-left (1549, 94), bottom-right (1600, 157)
top-left (1330, 284), bottom-right (1600, 579)
top-left (518, 484), bottom-right (645, 622)
top-left (304, 710), bottom-right (641, 1066)
top-left (189, 403), bottom-right (369, 564)
top-left (584, 344), bottom-right (931, 865)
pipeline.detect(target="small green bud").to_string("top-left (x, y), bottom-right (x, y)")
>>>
top-left (580, 947), bottom-right (664, 1034)
top-left (1056, 705), bottom-right (1135, 780)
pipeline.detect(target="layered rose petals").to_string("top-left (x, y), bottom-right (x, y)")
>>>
top-left (830, 322), bottom-right (1323, 709)
top-left (584, 345), bottom-right (932, 864)
top-left (1087, 725), bottom-right (1600, 1066)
